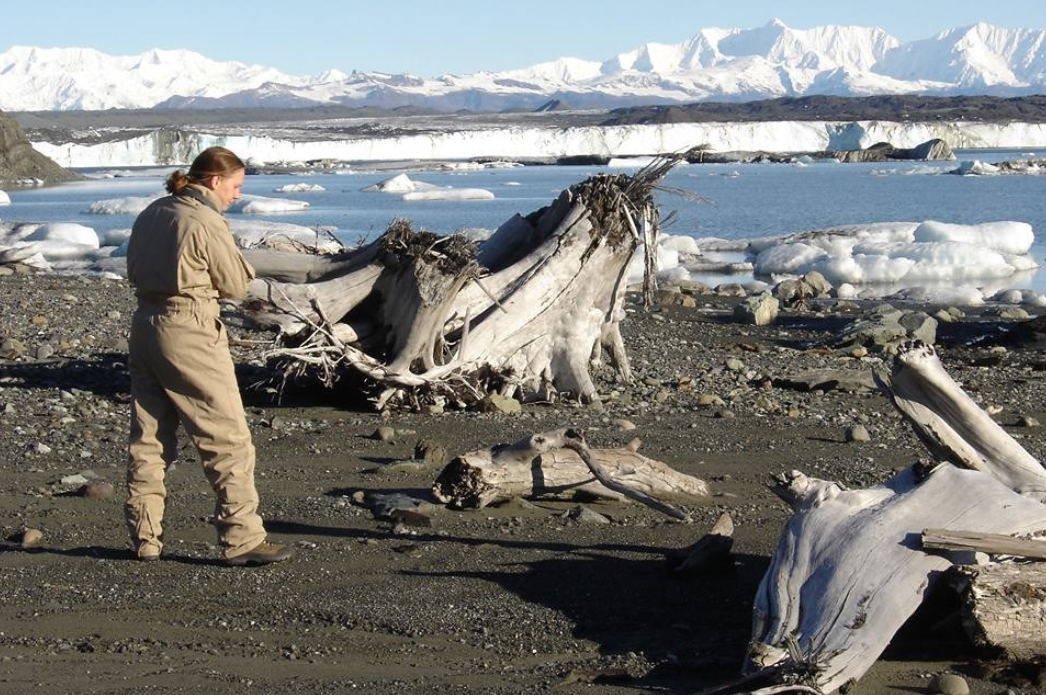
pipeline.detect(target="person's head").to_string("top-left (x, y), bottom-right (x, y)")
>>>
top-left (164, 146), bottom-right (246, 210)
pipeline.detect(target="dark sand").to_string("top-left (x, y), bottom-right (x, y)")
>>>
top-left (1, 271), bottom-right (1044, 694)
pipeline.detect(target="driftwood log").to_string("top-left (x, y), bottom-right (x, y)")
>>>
top-left (242, 157), bottom-right (692, 411)
top-left (744, 343), bottom-right (1046, 694)
top-left (431, 428), bottom-right (709, 518)
top-left (953, 562), bottom-right (1046, 660)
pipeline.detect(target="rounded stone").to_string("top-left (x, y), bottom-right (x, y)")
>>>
top-left (81, 481), bottom-right (115, 498)
top-left (929, 673), bottom-right (969, 695)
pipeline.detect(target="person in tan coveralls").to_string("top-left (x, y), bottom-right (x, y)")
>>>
top-left (125, 146), bottom-right (293, 566)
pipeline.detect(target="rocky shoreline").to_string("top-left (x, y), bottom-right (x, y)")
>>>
top-left (2, 270), bottom-right (1046, 693)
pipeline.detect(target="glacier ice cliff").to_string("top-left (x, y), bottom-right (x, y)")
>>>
top-left (31, 119), bottom-right (1046, 169)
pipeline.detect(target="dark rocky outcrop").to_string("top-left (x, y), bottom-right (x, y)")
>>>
top-left (686, 138), bottom-right (953, 164)
top-left (829, 138), bottom-right (953, 162)
top-left (602, 94), bottom-right (1046, 126)
top-left (0, 109), bottom-right (81, 185)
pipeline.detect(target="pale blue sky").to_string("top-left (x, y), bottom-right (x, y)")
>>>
top-left (3, 0), bottom-right (1045, 77)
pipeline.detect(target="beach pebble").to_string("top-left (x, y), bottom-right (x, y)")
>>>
top-left (929, 673), bottom-right (969, 695)
top-left (478, 393), bottom-right (521, 414)
top-left (614, 419), bottom-right (636, 431)
top-left (997, 307), bottom-right (1031, 320)
top-left (373, 425), bottom-right (396, 442)
top-left (414, 439), bottom-right (448, 467)
top-left (81, 481), bottom-right (115, 498)
top-left (1, 338), bottom-right (28, 359)
top-left (17, 527), bottom-right (43, 547)
top-left (566, 506), bottom-right (610, 525)
top-left (846, 424), bottom-right (871, 442)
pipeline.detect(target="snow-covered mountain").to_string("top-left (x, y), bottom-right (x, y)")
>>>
top-left (3, 19), bottom-right (1046, 112)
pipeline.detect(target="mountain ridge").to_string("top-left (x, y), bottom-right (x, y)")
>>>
top-left (4, 20), bottom-right (1046, 112)
top-left (14, 96), bottom-right (1046, 140)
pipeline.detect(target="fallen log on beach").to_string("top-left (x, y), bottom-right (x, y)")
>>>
top-left (743, 342), bottom-right (1046, 694)
top-left (431, 428), bottom-right (709, 518)
top-left (243, 155), bottom-right (693, 411)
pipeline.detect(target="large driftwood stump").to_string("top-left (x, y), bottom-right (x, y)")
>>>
top-left (744, 343), bottom-right (1046, 694)
top-left (431, 428), bottom-right (709, 516)
top-left (746, 466), bottom-right (1046, 694)
top-left (242, 158), bottom-right (690, 411)
top-left (954, 562), bottom-right (1046, 660)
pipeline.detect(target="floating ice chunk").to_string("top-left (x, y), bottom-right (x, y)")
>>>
top-left (100, 228), bottom-right (132, 248)
top-left (229, 195), bottom-right (310, 214)
top-left (0, 222), bottom-right (100, 263)
top-left (656, 266), bottom-right (691, 283)
top-left (754, 242), bottom-right (830, 276)
top-left (85, 194), bottom-right (160, 215)
top-left (0, 249), bottom-right (50, 268)
top-left (0, 190), bottom-right (9, 206)
top-left (402, 188), bottom-right (495, 201)
top-left (891, 285), bottom-right (986, 306)
top-left (991, 288), bottom-right (1046, 307)
top-left (361, 173), bottom-right (438, 193)
top-left (836, 283), bottom-right (858, 300)
top-left (25, 222), bottom-right (99, 247)
top-left (661, 234), bottom-right (700, 255)
top-left (608, 157), bottom-right (657, 168)
top-left (950, 160), bottom-right (1000, 175)
top-left (275, 183), bottom-right (325, 193)
top-left (752, 220), bottom-right (1039, 292)
top-left (627, 240), bottom-right (684, 285)
top-left (913, 220), bottom-right (1033, 255)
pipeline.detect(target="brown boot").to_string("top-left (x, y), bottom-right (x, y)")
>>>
top-left (224, 541), bottom-right (295, 567)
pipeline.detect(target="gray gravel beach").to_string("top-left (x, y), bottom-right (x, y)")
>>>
top-left (2, 269), bottom-right (1045, 694)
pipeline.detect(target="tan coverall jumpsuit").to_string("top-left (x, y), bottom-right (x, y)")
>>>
top-left (125, 183), bottom-right (266, 561)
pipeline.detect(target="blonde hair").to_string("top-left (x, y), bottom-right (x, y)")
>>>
top-left (165, 146), bottom-right (246, 194)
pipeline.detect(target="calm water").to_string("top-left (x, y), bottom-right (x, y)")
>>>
top-left (5, 149), bottom-right (1046, 291)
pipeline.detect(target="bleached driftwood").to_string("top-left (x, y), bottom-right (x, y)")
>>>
top-left (922, 528), bottom-right (1046, 560)
top-left (665, 511), bottom-right (734, 575)
top-left (877, 342), bottom-right (1046, 498)
top-left (430, 428), bottom-right (708, 517)
top-left (744, 343), bottom-right (1046, 694)
top-left (243, 157), bottom-right (693, 411)
top-left (953, 562), bottom-right (1046, 660)
top-left (747, 466), bottom-right (1046, 694)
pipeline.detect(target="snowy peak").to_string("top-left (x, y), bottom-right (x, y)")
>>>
top-left (0, 45), bottom-right (310, 110)
top-left (874, 23), bottom-right (1046, 88)
top-left (1, 20), bottom-right (1046, 112)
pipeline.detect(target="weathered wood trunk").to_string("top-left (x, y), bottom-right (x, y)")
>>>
top-left (746, 466), bottom-right (1046, 694)
top-left (744, 343), bottom-right (1046, 694)
top-left (431, 428), bottom-right (709, 513)
top-left (953, 562), bottom-right (1046, 660)
top-left (242, 162), bottom-right (684, 411)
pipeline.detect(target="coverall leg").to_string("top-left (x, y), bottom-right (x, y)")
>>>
top-left (126, 301), bottom-right (266, 560)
